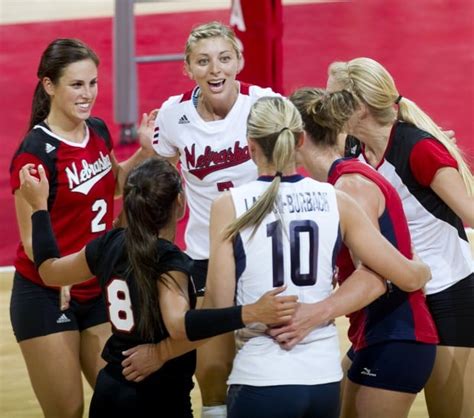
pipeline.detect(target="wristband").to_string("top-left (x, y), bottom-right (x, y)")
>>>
top-left (185, 306), bottom-right (244, 341)
top-left (31, 210), bottom-right (60, 268)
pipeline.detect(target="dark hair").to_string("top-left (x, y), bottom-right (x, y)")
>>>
top-left (123, 157), bottom-right (182, 341)
top-left (290, 87), bottom-right (358, 148)
top-left (29, 38), bottom-right (99, 131)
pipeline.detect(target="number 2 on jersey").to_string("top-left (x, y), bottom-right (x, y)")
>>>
top-left (267, 219), bottom-right (319, 287)
top-left (91, 199), bottom-right (107, 233)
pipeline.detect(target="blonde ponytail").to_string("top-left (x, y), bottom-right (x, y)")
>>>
top-left (224, 97), bottom-right (303, 240)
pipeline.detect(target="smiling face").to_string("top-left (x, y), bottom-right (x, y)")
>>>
top-left (185, 36), bottom-right (241, 104)
top-left (44, 58), bottom-right (98, 125)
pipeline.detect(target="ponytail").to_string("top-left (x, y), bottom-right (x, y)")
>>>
top-left (28, 81), bottom-right (50, 131)
top-left (290, 87), bottom-right (358, 148)
top-left (124, 158), bottom-right (182, 340)
top-left (224, 97), bottom-right (303, 240)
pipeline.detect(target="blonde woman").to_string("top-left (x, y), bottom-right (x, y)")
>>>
top-left (205, 96), bottom-right (432, 417)
top-left (327, 57), bottom-right (474, 418)
top-left (149, 21), bottom-right (279, 417)
top-left (273, 87), bottom-right (438, 418)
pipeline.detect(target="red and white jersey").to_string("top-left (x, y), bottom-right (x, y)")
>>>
top-left (360, 121), bottom-right (473, 295)
top-left (153, 82), bottom-right (279, 259)
top-left (227, 175), bottom-right (343, 386)
top-left (10, 118), bottom-right (116, 302)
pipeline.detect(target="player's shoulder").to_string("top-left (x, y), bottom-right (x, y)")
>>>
top-left (12, 125), bottom-right (60, 166)
top-left (157, 239), bottom-right (193, 272)
top-left (93, 228), bottom-right (125, 251)
top-left (301, 175), bottom-right (335, 192)
top-left (86, 117), bottom-right (112, 148)
top-left (160, 89), bottom-right (195, 113)
top-left (87, 228), bottom-right (125, 262)
top-left (20, 124), bottom-right (59, 150)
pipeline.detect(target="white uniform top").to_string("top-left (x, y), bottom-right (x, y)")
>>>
top-left (373, 159), bottom-right (473, 294)
top-left (153, 83), bottom-right (279, 260)
top-left (227, 175), bottom-right (343, 386)
top-left (357, 121), bottom-right (474, 295)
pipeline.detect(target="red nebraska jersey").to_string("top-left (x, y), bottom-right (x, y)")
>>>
top-left (328, 158), bottom-right (438, 350)
top-left (153, 82), bottom-right (280, 260)
top-left (10, 118), bottom-right (116, 302)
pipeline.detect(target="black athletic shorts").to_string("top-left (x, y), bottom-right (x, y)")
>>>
top-left (426, 273), bottom-right (474, 347)
top-left (191, 259), bottom-right (208, 297)
top-left (90, 363), bottom-right (194, 418)
top-left (347, 340), bottom-right (436, 394)
top-left (10, 271), bottom-right (108, 342)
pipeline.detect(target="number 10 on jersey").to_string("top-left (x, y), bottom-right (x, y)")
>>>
top-left (267, 219), bottom-right (319, 287)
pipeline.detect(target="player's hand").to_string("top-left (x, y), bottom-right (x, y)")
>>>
top-left (19, 163), bottom-right (49, 211)
top-left (60, 285), bottom-right (72, 311)
top-left (267, 303), bottom-right (325, 350)
top-left (138, 109), bottom-right (159, 154)
top-left (243, 286), bottom-right (298, 326)
top-left (121, 343), bottom-right (164, 382)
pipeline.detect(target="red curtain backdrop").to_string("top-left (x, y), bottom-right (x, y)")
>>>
top-left (1, 0), bottom-right (472, 266)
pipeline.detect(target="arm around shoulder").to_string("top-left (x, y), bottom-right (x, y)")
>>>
top-left (337, 190), bottom-right (431, 292)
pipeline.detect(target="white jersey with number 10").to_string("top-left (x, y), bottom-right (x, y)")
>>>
top-left (228, 175), bottom-right (343, 387)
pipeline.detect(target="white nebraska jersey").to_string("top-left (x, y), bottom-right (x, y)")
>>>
top-left (153, 83), bottom-right (279, 259)
top-left (228, 175), bottom-right (343, 386)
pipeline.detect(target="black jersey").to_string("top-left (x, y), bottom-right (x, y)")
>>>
top-left (85, 228), bottom-right (196, 385)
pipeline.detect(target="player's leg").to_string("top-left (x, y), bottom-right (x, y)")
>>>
top-left (341, 341), bottom-right (435, 418)
top-left (19, 331), bottom-right (84, 418)
top-left (341, 380), bottom-right (416, 418)
top-left (424, 274), bottom-right (474, 418)
top-left (192, 260), bottom-right (234, 417)
top-left (424, 346), bottom-right (474, 418)
top-left (77, 296), bottom-right (110, 387)
top-left (10, 273), bottom-right (85, 418)
top-left (340, 350), bottom-right (353, 405)
top-left (79, 323), bottom-right (109, 387)
top-left (195, 296), bottom-right (235, 417)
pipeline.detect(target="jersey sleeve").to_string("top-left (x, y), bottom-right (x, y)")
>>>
top-left (10, 129), bottom-right (59, 193)
top-left (410, 138), bottom-right (459, 186)
top-left (10, 152), bottom-right (51, 193)
top-left (153, 95), bottom-right (182, 157)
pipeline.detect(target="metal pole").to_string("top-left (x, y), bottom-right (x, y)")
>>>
top-left (114, 0), bottom-right (138, 143)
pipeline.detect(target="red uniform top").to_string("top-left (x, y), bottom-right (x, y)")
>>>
top-left (10, 118), bottom-right (115, 302)
top-left (328, 158), bottom-right (438, 350)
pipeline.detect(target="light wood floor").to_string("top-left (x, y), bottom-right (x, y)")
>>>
top-left (0, 270), bottom-right (433, 418)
